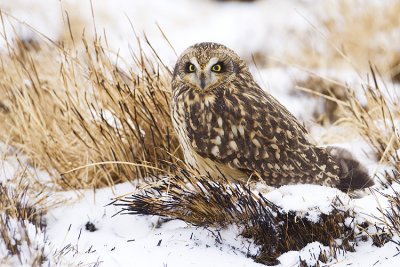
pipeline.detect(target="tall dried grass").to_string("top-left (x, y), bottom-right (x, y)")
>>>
top-left (329, 67), bottom-right (399, 168)
top-left (297, 66), bottom-right (400, 258)
top-left (0, 26), bottom-right (180, 189)
top-left (296, 66), bottom-right (399, 164)
top-left (295, 0), bottom-right (400, 73)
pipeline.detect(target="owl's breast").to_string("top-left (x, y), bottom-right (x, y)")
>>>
top-left (171, 88), bottom-right (248, 181)
top-left (171, 89), bottom-right (200, 167)
top-left (171, 88), bottom-right (224, 165)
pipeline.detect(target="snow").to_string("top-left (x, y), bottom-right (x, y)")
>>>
top-left (0, 143), bottom-right (53, 186)
top-left (2, 141), bottom-right (397, 266)
top-left (264, 184), bottom-right (350, 223)
top-left (1, 0), bottom-right (400, 266)
top-left (333, 238), bottom-right (400, 267)
top-left (45, 184), bottom-right (263, 267)
top-left (0, 217), bottom-right (50, 267)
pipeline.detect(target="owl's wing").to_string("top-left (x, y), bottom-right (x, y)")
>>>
top-left (187, 84), bottom-right (338, 185)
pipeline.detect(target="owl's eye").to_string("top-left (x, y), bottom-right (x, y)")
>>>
top-left (211, 63), bottom-right (223, 72)
top-left (185, 63), bottom-right (196, 73)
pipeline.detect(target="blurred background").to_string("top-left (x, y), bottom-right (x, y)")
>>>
top-left (1, 0), bottom-right (399, 74)
top-left (0, 0), bottom-right (399, 141)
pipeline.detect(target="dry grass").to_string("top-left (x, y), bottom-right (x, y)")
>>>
top-left (334, 67), bottom-right (399, 166)
top-left (1, 1), bottom-right (399, 189)
top-left (296, 65), bottom-right (399, 166)
top-left (296, 76), bottom-right (349, 125)
top-left (297, 65), bottom-right (400, 261)
top-left (292, 0), bottom-right (400, 73)
top-left (114, 166), bottom-right (375, 265)
top-left (0, 142), bottom-right (56, 266)
top-left (0, 28), bottom-right (180, 189)
top-left (0, 180), bottom-right (47, 266)
top-left (0, 157), bottom-right (95, 267)
top-left (383, 188), bottom-right (400, 241)
top-left (376, 170), bottom-right (400, 242)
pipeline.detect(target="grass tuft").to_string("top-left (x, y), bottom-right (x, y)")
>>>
top-left (0, 30), bottom-right (180, 189)
top-left (114, 166), bottom-right (377, 266)
top-left (0, 182), bottom-right (47, 266)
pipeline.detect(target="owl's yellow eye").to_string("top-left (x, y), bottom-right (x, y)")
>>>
top-left (186, 63), bottom-right (196, 73)
top-left (211, 63), bottom-right (222, 72)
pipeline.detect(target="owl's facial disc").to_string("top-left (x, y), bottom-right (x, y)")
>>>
top-left (183, 57), bottom-right (228, 90)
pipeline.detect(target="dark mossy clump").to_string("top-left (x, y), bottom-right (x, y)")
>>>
top-left (113, 167), bottom-right (384, 266)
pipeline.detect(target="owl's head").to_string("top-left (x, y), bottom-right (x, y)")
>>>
top-left (172, 42), bottom-right (248, 91)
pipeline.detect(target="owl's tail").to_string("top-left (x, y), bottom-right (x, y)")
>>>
top-left (327, 147), bottom-right (374, 192)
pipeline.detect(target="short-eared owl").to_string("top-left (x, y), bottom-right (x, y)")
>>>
top-left (171, 42), bottom-right (373, 191)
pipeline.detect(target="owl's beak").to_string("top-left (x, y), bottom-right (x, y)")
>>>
top-left (199, 72), bottom-right (206, 90)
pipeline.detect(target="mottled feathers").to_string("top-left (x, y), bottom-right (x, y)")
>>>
top-left (171, 42), bottom-right (374, 191)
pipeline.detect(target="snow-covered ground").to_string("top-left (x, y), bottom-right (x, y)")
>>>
top-left (1, 0), bottom-right (399, 266)
top-left (1, 148), bottom-right (398, 267)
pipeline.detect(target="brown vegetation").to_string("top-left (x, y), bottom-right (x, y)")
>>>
top-left (0, 181), bottom-right (47, 266)
top-left (0, 34), bottom-right (180, 189)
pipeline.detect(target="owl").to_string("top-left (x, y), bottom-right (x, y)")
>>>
top-left (171, 42), bottom-right (373, 192)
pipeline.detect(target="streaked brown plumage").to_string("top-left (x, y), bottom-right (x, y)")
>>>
top-left (171, 42), bottom-right (373, 191)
